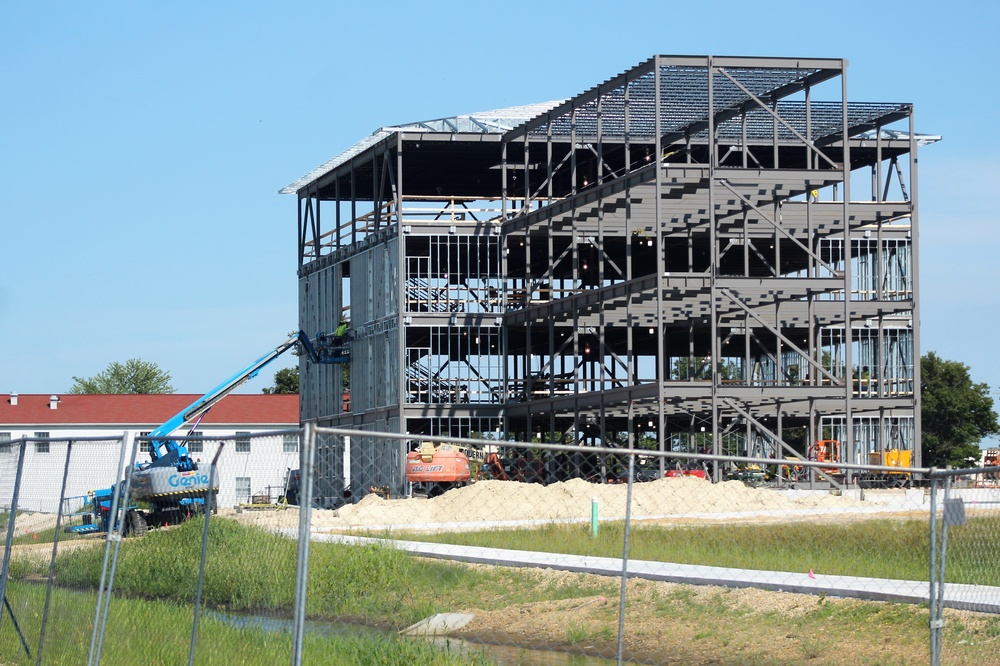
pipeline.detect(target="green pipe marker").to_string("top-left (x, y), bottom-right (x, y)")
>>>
top-left (591, 496), bottom-right (599, 537)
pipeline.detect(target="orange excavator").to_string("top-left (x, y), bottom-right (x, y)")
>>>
top-left (405, 441), bottom-right (473, 498)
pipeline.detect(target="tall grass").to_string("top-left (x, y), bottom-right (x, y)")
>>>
top-left (45, 518), bottom-right (610, 628)
top-left (5, 515), bottom-right (997, 664)
top-left (0, 580), bottom-right (492, 665)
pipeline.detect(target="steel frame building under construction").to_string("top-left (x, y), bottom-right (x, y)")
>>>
top-left (282, 55), bottom-right (935, 503)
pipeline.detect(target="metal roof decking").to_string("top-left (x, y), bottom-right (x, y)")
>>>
top-left (280, 101), bottom-right (562, 195)
top-left (522, 66), bottom-right (826, 139)
top-left (507, 57), bottom-right (841, 140)
top-left (519, 97), bottom-right (912, 146)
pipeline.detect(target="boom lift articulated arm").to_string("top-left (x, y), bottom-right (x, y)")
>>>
top-left (146, 330), bottom-right (348, 470)
top-left (74, 328), bottom-right (348, 537)
top-left (129, 330), bottom-right (347, 527)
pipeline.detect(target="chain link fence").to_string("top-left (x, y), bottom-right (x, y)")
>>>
top-left (929, 467), bottom-right (1000, 665)
top-left (1, 430), bottom-right (998, 664)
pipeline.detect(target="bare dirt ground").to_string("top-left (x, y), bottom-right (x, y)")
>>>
top-left (1, 513), bottom-right (105, 563)
top-left (449, 567), bottom-right (945, 665)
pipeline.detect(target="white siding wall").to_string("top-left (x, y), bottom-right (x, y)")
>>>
top-left (0, 427), bottom-right (299, 513)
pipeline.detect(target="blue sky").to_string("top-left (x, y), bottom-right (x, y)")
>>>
top-left (2, 1), bottom-right (999, 407)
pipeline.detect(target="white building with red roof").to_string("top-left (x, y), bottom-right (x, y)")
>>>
top-left (0, 393), bottom-right (300, 512)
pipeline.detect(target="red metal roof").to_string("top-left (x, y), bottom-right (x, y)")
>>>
top-left (0, 394), bottom-right (299, 427)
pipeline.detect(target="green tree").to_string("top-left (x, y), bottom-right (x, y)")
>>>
top-left (69, 359), bottom-right (174, 394)
top-left (921, 352), bottom-right (999, 468)
top-left (670, 356), bottom-right (739, 381)
top-left (263, 367), bottom-right (299, 394)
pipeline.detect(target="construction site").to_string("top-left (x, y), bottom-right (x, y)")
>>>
top-left (282, 55), bottom-right (936, 504)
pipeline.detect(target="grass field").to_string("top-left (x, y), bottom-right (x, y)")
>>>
top-left (0, 580), bottom-right (496, 666)
top-left (393, 515), bottom-right (1000, 586)
top-left (3, 514), bottom-right (999, 664)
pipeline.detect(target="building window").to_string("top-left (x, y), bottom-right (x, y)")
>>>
top-left (0, 433), bottom-right (10, 454)
top-left (283, 434), bottom-right (299, 453)
top-left (235, 477), bottom-right (251, 502)
top-left (187, 434), bottom-right (204, 453)
top-left (34, 432), bottom-right (49, 454)
top-left (235, 432), bottom-right (251, 453)
top-left (139, 432), bottom-right (151, 454)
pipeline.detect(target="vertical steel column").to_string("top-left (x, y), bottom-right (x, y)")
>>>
top-left (297, 195), bottom-right (305, 265)
top-left (624, 75), bottom-right (636, 425)
top-left (741, 110), bottom-right (748, 168)
top-left (876, 126), bottom-right (884, 203)
top-left (372, 151), bottom-right (381, 230)
top-left (596, 87), bottom-right (604, 186)
top-left (501, 141), bottom-right (508, 220)
top-left (570, 101), bottom-right (578, 196)
top-left (771, 96), bottom-right (779, 168)
top-left (350, 159), bottom-right (357, 246)
top-left (500, 140), bottom-right (510, 439)
top-left (654, 57), bottom-right (666, 474)
top-left (335, 168), bottom-right (342, 250)
top-left (316, 182), bottom-right (322, 253)
top-left (523, 129), bottom-right (530, 210)
top-left (546, 113), bottom-right (554, 204)
top-left (396, 134), bottom-right (407, 453)
top-left (623, 74), bottom-right (631, 176)
top-left (806, 83), bottom-right (813, 170)
top-left (596, 89), bottom-right (608, 443)
top-left (908, 108), bottom-right (923, 467)
top-left (708, 57), bottom-right (721, 481)
top-left (841, 61), bottom-right (855, 474)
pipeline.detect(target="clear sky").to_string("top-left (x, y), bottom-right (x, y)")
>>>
top-left (2, 1), bottom-right (998, 405)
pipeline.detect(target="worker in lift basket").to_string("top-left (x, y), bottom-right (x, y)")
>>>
top-left (332, 319), bottom-right (349, 357)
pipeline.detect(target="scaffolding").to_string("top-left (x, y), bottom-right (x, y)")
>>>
top-left (285, 55), bottom-right (935, 500)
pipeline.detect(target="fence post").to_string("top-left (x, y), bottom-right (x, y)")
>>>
top-left (615, 450), bottom-right (636, 666)
top-left (292, 423), bottom-right (315, 666)
top-left (90, 431), bottom-right (140, 666)
top-left (0, 439), bottom-right (32, 658)
top-left (38, 440), bottom-right (75, 663)
top-left (928, 471), bottom-right (940, 665)
top-left (189, 442), bottom-right (225, 666)
top-left (0, 439), bottom-right (28, 624)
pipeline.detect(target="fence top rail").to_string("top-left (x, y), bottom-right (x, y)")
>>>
top-left (927, 464), bottom-right (1000, 479)
top-left (5, 435), bottom-right (127, 444)
top-left (311, 425), bottom-right (933, 476)
top-left (135, 428), bottom-right (303, 442)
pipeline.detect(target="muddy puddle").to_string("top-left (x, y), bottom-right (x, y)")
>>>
top-left (210, 610), bottom-right (633, 665)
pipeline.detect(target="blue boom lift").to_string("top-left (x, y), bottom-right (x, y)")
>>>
top-left (65, 329), bottom-right (348, 536)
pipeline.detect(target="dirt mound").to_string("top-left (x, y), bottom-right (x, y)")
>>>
top-left (1, 512), bottom-right (61, 537)
top-left (229, 477), bottom-right (868, 532)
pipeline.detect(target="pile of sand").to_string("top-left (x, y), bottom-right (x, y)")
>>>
top-left (229, 477), bottom-right (872, 532)
top-left (1, 512), bottom-right (61, 537)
